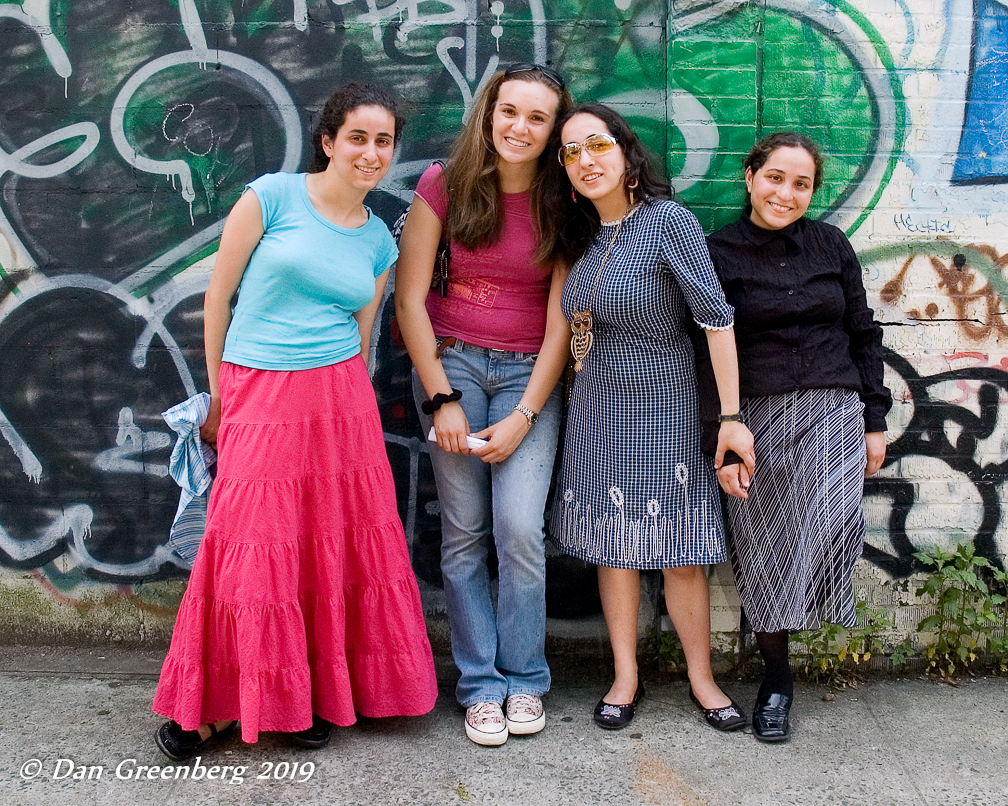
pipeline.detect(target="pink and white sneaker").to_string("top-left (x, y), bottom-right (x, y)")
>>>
top-left (505, 694), bottom-right (545, 735)
top-left (465, 702), bottom-right (508, 746)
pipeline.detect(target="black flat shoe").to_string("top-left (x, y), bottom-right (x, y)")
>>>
top-left (156, 719), bottom-right (237, 761)
top-left (290, 714), bottom-right (332, 749)
top-left (593, 682), bottom-right (644, 730)
top-left (752, 692), bottom-right (792, 742)
top-left (689, 686), bottom-right (748, 732)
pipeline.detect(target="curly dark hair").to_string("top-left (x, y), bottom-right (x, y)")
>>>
top-left (555, 103), bottom-right (672, 263)
top-left (743, 131), bottom-right (824, 191)
top-left (308, 81), bottom-right (405, 173)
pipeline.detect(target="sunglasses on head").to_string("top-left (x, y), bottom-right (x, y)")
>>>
top-left (558, 133), bottom-right (618, 167)
top-left (503, 63), bottom-right (566, 92)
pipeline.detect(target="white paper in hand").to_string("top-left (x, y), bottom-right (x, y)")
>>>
top-left (427, 426), bottom-right (488, 449)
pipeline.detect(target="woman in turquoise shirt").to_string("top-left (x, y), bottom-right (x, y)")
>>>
top-left (152, 82), bottom-right (437, 759)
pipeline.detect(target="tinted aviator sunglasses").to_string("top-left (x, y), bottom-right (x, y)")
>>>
top-left (558, 133), bottom-right (618, 167)
top-left (503, 63), bottom-right (566, 92)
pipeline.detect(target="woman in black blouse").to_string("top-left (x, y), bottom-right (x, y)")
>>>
top-left (706, 132), bottom-right (891, 742)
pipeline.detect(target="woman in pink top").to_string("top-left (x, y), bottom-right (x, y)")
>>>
top-left (395, 65), bottom-right (573, 746)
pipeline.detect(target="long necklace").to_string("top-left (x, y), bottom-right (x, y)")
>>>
top-left (569, 213), bottom-right (628, 372)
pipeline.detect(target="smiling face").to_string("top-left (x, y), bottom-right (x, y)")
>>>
top-left (321, 104), bottom-right (396, 191)
top-left (560, 112), bottom-right (629, 221)
top-left (490, 78), bottom-right (561, 167)
top-left (745, 145), bottom-right (817, 230)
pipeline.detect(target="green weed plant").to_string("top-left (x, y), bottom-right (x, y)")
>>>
top-left (988, 567), bottom-right (1008, 673)
top-left (793, 599), bottom-right (899, 687)
top-left (914, 544), bottom-right (1003, 677)
top-left (656, 545), bottom-right (1008, 683)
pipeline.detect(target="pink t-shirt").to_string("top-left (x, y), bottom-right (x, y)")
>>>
top-left (414, 163), bottom-right (552, 353)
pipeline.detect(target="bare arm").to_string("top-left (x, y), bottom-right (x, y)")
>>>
top-left (353, 267), bottom-right (391, 368)
top-left (472, 262), bottom-right (571, 463)
top-left (706, 326), bottom-right (756, 498)
top-left (393, 198), bottom-right (471, 453)
top-left (200, 190), bottom-right (264, 447)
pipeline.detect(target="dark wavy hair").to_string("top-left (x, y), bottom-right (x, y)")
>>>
top-left (308, 81), bottom-right (405, 173)
top-left (555, 103), bottom-right (672, 264)
top-left (443, 68), bottom-right (573, 267)
top-left (743, 131), bottom-right (824, 192)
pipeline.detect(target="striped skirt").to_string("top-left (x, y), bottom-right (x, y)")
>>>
top-left (723, 388), bottom-right (867, 632)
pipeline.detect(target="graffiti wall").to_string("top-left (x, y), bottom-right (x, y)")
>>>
top-left (0, 0), bottom-right (1006, 643)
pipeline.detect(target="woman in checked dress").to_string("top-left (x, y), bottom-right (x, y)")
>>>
top-left (551, 103), bottom-right (755, 732)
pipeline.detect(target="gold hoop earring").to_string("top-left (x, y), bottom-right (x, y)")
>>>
top-left (627, 177), bottom-right (638, 206)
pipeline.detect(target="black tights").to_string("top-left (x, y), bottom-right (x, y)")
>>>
top-left (755, 630), bottom-right (793, 698)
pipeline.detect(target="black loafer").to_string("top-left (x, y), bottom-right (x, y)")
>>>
top-left (689, 686), bottom-right (748, 732)
top-left (290, 714), bottom-right (332, 749)
top-left (593, 682), bottom-right (644, 730)
top-left (752, 692), bottom-right (792, 742)
top-left (156, 719), bottom-right (237, 761)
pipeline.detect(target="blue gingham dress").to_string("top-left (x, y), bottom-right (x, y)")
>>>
top-left (551, 200), bottom-right (734, 569)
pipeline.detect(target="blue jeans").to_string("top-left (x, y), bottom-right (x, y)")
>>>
top-left (413, 339), bottom-right (562, 706)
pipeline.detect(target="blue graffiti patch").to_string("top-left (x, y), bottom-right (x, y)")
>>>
top-left (954, 0), bottom-right (1008, 183)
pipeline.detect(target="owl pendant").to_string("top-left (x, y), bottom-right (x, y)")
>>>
top-left (570, 308), bottom-right (594, 373)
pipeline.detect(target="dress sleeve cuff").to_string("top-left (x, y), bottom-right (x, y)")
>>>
top-left (695, 317), bottom-right (734, 332)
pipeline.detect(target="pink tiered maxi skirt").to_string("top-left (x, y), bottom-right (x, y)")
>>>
top-left (153, 358), bottom-right (438, 743)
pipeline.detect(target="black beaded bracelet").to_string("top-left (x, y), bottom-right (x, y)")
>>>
top-left (421, 388), bottom-right (463, 415)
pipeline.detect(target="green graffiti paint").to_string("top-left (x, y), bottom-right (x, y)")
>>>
top-left (832, 0), bottom-right (907, 236)
top-left (860, 242), bottom-right (1008, 306)
top-left (0, 264), bottom-right (20, 298)
top-left (669, 6), bottom-right (879, 233)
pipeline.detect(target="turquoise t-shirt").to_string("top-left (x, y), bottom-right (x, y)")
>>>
top-left (222, 172), bottom-right (398, 370)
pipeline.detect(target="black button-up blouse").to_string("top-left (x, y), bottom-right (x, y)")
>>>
top-left (705, 213), bottom-right (891, 433)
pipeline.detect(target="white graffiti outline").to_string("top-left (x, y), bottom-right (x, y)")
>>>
top-left (0, 0), bottom-right (71, 82)
top-left (0, 0), bottom-right (96, 273)
top-left (602, 88), bottom-right (718, 193)
top-left (0, 123), bottom-right (101, 273)
top-left (359, 0), bottom-right (473, 45)
top-left (0, 272), bottom-right (199, 476)
top-left (93, 407), bottom-right (171, 477)
top-left (437, 37), bottom-right (500, 117)
top-left (109, 55), bottom-right (301, 218)
top-left (358, 0), bottom-right (546, 105)
top-left (0, 406), bottom-right (41, 483)
top-left (0, 504), bottom-right (91, 563)
top-left (0, 273), bottom-right (196, 574)
top-left (104, 0), bottom-right (303, 294)
top-left (0, 124), bottom-right (101, 481)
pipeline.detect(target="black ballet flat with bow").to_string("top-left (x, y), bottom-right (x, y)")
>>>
top-left (593, 682), bottom-right (644, 730)
top-left (689, 686), bottom-right (748, 732)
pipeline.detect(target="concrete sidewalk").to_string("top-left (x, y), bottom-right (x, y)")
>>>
top-left (0, 646), bottom-right (1005, 806)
